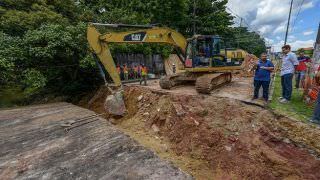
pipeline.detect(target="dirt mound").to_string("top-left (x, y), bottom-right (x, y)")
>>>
top-left (87, 86), bottom-right (320, 179)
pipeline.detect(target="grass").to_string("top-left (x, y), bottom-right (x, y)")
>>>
top-left (0, 86), bottom-right (26, 108)
top-left (269, 74), bottom-right (314, 122)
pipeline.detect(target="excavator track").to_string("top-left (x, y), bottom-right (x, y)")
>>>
top-left (195, 73), bottom-right (232, 94)
top-left (159, 74), bottom-right (181, 89)
top-left (159, 76), bottom-right (174, 89)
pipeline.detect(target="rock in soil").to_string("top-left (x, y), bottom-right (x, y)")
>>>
top-left (104, 91), bottom-right (126, 116)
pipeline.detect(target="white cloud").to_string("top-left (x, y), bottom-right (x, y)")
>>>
top-left (227, 0), bottom-right (316, 36)
top-left (227, 0), bottom-right (318, 52)
top-left (303, 30), bottom-right (315, 35)
top-left (274, 24), bottom-right (287, 34)
top-left (276, 36), bottom-right (282, 40)
top-left (288, 35), bottom-right (296, 40)
top-left (273, 39), bottom-right (315, 52)
top-left (265, 37), bottom-right (275, 44)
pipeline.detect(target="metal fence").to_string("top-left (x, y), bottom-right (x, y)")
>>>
top-left (114, 53), bottom-right (165, 76)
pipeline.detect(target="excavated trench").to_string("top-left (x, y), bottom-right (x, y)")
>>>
top-left (84, 85), bottom-right (320, 179)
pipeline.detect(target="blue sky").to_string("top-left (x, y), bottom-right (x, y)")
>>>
top-left (227, 0), bottom-right (320, 51)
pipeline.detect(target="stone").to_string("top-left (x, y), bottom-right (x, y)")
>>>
top-left (137, 95), bottom-right (143, 102)
top-left (225, 146), bottom-right (232, 152)
top-left (152, 124), bottom-right (160, 133)
top-left (173, 103), bottom-right (185, 117)
top-left (194, 119), bottom-right (200, 126)
top-left (283, 138), bottom-right (291, 144)
top-left (109, 118), bottom-right (117, 124)
top-left (161, 144), bottom-right (169, 152)
top-left (143, 112), bottom-right (150, 117)
top-left (104, 91), bottom-right (127, 116)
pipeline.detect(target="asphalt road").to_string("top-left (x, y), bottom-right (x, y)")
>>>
top-left (0, 103), bottom-right (192, 180)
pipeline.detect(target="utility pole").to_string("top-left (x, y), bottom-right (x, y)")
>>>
top-left (240, 17), bottom-right (243, 27)
top-left (193, 0), bottom-right (196, 35)
top-left (284, 0), bottom-right (294, 45)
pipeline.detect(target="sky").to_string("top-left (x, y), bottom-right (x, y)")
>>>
top-left (227, 0), bottom-right (320, 52)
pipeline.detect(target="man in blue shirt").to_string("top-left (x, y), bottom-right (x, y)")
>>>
top-left (253, 53), bottom-right (274, 101)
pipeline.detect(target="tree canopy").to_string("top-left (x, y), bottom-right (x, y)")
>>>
top-left (0, 0), bottom-right (266, 101)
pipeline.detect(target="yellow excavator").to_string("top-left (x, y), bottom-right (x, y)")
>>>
top-left (87, 23), bottom-right (254, 94)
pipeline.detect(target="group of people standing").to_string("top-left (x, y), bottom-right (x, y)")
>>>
top-left (116, 64), bottom-right (148, 85)
top-left (253, 45), bottom-right (311, 103)
top-left (252, 44), bottom-right (320, 124)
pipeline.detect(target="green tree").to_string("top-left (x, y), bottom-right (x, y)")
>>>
top-left (0, 1), bottom-right (68, 36)
top-left (226, 27), bottom-right (267, 56)
top-left (181, 0), bottom-right (233, 37)
top-left (0, 32), bottom-right (25, 84)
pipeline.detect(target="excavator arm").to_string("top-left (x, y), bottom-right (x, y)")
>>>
top-left (87, 23), bottom-right (187, 86)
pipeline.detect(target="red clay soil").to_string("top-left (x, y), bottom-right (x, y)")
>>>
top-left (86, 86), bottom-right (320, 179)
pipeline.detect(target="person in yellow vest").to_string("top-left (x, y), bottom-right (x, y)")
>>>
top-left (138, 64), bottom-right (142, 78)
top-left (140, 64), bottom-right (148, 86)
top-left (123, 64), bottom-right (128, 81)
top-left (133, 65), bottom-right (138, 79)
top-left (116, 64), bottom-right (121, 75)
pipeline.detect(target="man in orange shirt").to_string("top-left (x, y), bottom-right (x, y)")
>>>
top-left (138, 64), bottom-right (142, 78)
top-left (140, 64), bottom-right (148, 86)
top-left (133, 65), bottom-right (138, 79)
top-left (123, 64), bottom-right (129, 81)
top-left (116, 64), bottom-right (121, 75)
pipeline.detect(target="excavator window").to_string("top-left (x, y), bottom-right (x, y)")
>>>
top-left (193, 39), bottom-right (211, 67)
top-left (185, 42), bottom-right (193, 67)
top-left (185, 37), bottom-right (228, 68)
top-left (237, 52), bottom-right (242, 58)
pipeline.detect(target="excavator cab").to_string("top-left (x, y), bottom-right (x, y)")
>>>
top-left (185, 35), bottom-right (227, 68)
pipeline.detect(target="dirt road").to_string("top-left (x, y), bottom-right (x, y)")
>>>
top-left (0, 103), bottom-right (191, 179)
top-left (127, 77), bottom-right (255, 102)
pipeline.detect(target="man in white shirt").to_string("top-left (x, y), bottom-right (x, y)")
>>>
top-left (279, 45), bottom-right (299, 103)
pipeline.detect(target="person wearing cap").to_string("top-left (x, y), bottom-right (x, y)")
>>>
top-left (172, 64), bottom-right (176, 74)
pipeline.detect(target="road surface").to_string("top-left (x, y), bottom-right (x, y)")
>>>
top-left (0, 103), bottom-right (192, 179)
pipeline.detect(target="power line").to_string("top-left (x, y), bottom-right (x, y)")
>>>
top-left (291, 0), bottom-right (305, 33)
top-left (226, 7), bottom-right (264, 37)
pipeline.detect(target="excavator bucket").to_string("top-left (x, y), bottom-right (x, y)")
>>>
top-left (104, 90), bottom-right (127, 117)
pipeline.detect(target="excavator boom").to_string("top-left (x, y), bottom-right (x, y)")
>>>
top-left (87, 23), bottom-right (187, 86)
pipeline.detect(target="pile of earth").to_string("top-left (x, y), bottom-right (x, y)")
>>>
top-left (83, 85), bottom-right (320, 179)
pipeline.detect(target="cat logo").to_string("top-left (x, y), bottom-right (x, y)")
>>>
top-left (124, 32), bottom-right (147, 42)
top-left (131, 34), bottom-right (141, 41)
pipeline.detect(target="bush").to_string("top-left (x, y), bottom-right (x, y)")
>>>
top-left (21, 69), bottom-right (46, 96)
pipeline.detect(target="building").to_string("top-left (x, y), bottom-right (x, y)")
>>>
top-left (313, 23), bottom-right (320, 63)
